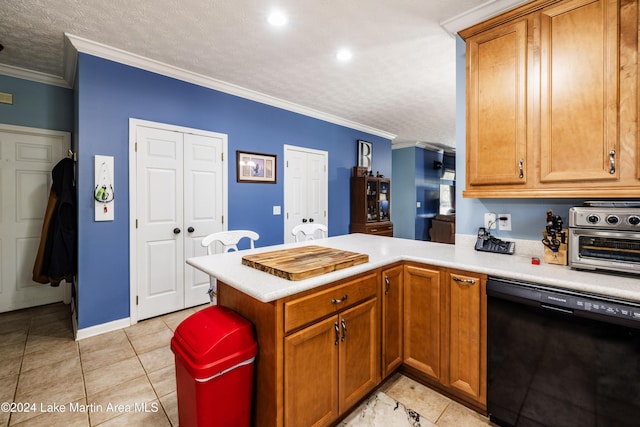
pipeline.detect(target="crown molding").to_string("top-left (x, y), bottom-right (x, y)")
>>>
top-left (440, 0), bottom-right (531, 36)
top-left (392, 140), bottom-right (456, 154)
top-left (0, 63), bottom-right (71, 88)
top-left (63, 33), bottom-right (396, 141)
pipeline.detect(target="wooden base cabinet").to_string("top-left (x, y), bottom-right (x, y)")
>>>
top-left (381, 264), bottom-right (403, 378)
top-left (445, 270), bottom-right (487, 405)
top-left (284, 297), bottom-right (379, 427)
top-left (217, 262), bottom-right (486, 426)
top-left (403, 264), bottom-right (444, 383)
top-left (402, 263), bottom-right (487, 410)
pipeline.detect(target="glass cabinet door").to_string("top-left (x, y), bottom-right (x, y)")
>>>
top-left (379, 180), bottom-right (390, 221)
top-left (366, 179), bottom-right (378, 222)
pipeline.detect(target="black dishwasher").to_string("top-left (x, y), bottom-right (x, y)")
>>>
top-left (487, 277), bottom-right (640, 427)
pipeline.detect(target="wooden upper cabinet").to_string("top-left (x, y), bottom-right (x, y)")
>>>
top-left (466, 19), bottom-right (528, 186)
top-left (462, 0), bottom-right (639, 198)
top-left (539, 0), bottom-right (619, 182)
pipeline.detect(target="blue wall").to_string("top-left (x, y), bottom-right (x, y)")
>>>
top-left (415, 147), bottom-right (443, 240)
top-left (75, 53), bottom-right (392, 329)
top-left (454, 36), bottom-right (585, 240)
top-left (391, 147), bottom-right (415, 239)
top-left (0, 75), bottom-right (73, 131)
top-left (392, 146), bottom-right (445, 240)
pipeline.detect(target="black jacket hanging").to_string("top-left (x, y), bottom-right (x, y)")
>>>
top-left (33, 157), bottom-right (77, 286)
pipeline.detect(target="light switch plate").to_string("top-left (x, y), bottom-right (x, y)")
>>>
top-left (0, 92), bottom-right (13, 104)
top-left (273, 206), bottom-right (281, 215)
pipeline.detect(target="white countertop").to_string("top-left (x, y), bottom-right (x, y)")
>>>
top-left (186, 234), bottom-right (640, 303)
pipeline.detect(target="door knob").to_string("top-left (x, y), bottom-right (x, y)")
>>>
top-left (173, 228), bottom-right (181, 234)
top-left (302, 218), bottom-right (308, 223)
top-left (187, 227), bottom-right (195, 233)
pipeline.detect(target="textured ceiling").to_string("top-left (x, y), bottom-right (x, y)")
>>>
top-left (0, 0), bottom-right (492, 148)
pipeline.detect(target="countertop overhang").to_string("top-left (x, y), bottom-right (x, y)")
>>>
top-left (186, 234), bottom-right (640, 303)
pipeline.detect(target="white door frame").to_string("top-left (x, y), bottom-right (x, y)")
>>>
top-left (128, 118), bottom-right (228, 325)
top-left (283, 144), bottom-right (328, 243)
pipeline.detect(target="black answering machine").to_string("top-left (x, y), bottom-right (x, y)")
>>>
top-left (474, 227), bottom-right (515, 255)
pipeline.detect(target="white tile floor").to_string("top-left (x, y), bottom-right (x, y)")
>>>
top-left (0, 302), bottom-right (494, 426)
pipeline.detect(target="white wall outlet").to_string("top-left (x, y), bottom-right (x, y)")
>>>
top-left (416, 201), bottom-right (421, 208)
top-left (273, 206), bottom-right (281, 215)
top-left (484, 212), bottom-right (497, 230)
top-left (499, 213), bottom-right (512, 231)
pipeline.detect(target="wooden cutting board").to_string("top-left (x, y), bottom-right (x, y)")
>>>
top-left (241, 245), bottom-right (369, 281)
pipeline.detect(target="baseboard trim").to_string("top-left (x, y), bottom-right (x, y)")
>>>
top-left (75, 317), bottom-right (131, 341)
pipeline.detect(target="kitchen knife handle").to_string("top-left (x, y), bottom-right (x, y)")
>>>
top-left (609, 150), bottom-right (616, 174)
top-left (518, 158), bottom-right (524, 179)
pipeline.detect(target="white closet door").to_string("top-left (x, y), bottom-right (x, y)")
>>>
top-left (0, 125), bottom-right (69, 313)
top-left (183, 133), bottom-right (224, 307)
top-left (306, 151), bottom-right (327, 223)
top-left (284, 145), bottom-right (328, 243)
top-left (136, 126), bottom-right (185, 320)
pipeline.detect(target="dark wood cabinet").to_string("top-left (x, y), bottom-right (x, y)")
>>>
top-left (350, 176), bottom-right (393, 236)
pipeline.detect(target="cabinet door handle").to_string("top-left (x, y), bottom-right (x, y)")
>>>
top-left (331, 294), bottom-right (348, 304)
top-left (341, 318), bottom-right (347, 342)
top-left (334, 322), bottom-right (340, 345)
top-left (452, 276), bottom-right (476, 285)
top-left (609, 150), bottom-right (616, 174)
top-left (518, 158), bottom-right (524, 179)
top-left (384, 275), bottom-right (391, 295)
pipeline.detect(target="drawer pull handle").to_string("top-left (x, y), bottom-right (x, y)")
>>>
top-left (331, 295), bottom-right (348, 304)
top-left (334, 322), bottom-right (340, 345)
top-left (341, 318), bottom-right (347, 342)
top-left (609, 150), bottom-right (616, 174)
top-left (518, 158), bottom-right (524, 179)
top-left (452, 276), bottom-right (475, 285)
top-left (384, 275), bottom-right (391, 295)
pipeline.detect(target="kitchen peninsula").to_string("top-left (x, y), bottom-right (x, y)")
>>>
top-left (186, 234), bottom-right (640, 427)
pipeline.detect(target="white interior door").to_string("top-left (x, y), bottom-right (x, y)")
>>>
top-left (0, 124), bottom-right (70, 313)
top-left (183, 133), bottom-right (224, 307)
top-left (136, 126), bottom-right (185, 320)
top-left (134, 122), bottom-right (226, 321)
top-left (284, 145), bottom-right (328, 243)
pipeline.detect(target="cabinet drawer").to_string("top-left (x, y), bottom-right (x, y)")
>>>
top-left (368, 224), bottom-right (393, 236)
top-left (284, 272), bottom-right (378, 333)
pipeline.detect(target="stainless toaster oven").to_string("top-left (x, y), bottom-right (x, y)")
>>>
top-left (569, 203), bottom-right (640, 275)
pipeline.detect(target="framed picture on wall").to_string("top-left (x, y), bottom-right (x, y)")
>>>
top-left (357, 140), bottom-right (372, 172)
top-left (236, 150), bottom-right (277, 183)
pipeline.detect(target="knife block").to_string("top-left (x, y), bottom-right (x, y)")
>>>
top-left (542, 229), bottom-right (567, 266)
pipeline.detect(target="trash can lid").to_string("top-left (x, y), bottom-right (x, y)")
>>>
top-left (171, 306), bottom-right (257, 378)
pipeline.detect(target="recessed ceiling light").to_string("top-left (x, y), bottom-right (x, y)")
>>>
top-left (267, 11), bottom-right (287, 27)
top-left (336, 48), bottom-right (353, 62)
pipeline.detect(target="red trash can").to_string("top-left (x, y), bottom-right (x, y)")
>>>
top-left (171, 305), bottom-right (258, 427)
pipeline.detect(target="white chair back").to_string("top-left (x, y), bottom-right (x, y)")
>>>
top-left (201, 230), bottom-right (259, 255)
top-left (291, 223), bottom-right (328, 242)
top-left (200, 230), bottom-right (259, 305)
